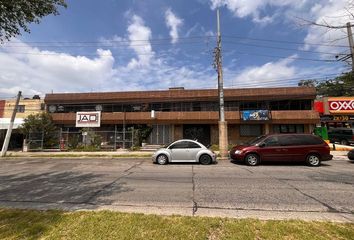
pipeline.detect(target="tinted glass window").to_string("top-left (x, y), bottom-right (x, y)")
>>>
top-left (278, 135), bottom-right (297, 146)
top-left (300, 135), bottom-right (324, 145)
top-left (187, 142), bottom-right (201, 148)
top-left (169, 141), bottom-right (189, 149)
top-left (240, 125), bottom-right (262, 137)
top-left (263, 136), bottom-right (280, 146)
top-left (248, 135), bottom-right (266, 145)
top-left (343, 130), bottom-right (353, 135)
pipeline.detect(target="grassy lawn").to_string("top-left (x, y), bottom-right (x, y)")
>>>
top-left (0, 209), bottom-right (354, 240)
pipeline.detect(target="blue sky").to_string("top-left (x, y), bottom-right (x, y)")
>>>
top-left (0, 0), bottom-right (352, 97)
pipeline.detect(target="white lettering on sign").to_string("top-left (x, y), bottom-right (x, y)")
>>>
top-left (329, 100), bottom-right (354, 112)
top-left (76, 111), bottom-right (101, 127)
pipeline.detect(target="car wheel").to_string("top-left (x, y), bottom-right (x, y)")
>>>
top-left (156, 154), bottom-right (168, 165)
top-left (340, 139), bottom-right (349, 145)
top-left (199, 154), bottom-right (212, 165)
top-left (245, 153), bottom-right (259, 166)
top-left (306, 154), bottom-right (321, 167)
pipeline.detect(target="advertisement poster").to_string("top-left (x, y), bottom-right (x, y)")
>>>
top-left (241, 110), bottom-right (270, 121)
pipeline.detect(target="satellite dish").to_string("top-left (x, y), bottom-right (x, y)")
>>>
top-left (48, 105), bottom-right (56, 113)
top-left (95, 105), bottom-right (103, 111)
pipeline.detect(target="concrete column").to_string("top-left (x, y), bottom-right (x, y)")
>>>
top-left (218, 121), bottom-right (228, 159)
top-left (265, 124), bottom-right (270, 134)
top-left (309, 124), bottom-right (315, 134)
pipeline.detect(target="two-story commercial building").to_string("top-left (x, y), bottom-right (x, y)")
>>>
top-left (0, 97), bottom-right (44, 149)
top-left (45, 86), bottom-right (319, 147)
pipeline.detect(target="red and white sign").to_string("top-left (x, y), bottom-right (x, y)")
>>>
top-left (76, 111), bottom-right (101, 127)
top-left (328, 98), bottom-right (354, 114)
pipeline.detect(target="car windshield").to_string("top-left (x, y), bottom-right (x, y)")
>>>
top-left (247, 135), bottom-right (267, 146)
top-left (163, 141), bottom-right (174, 148)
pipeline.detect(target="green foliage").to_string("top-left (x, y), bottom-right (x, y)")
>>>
top-left (133, 125), bottom-right (153, 147)
top-left (316, 72), bottom-right (354, 97)
top-left (67, 135), bottom-right (80, 149)
top-left (130, 146), bottom-right (141, 151)
top-left (298, 72), bottom-right (354, 97)
top-left (210, 144), bottom-right (235, 151)
top-left (80, 128), bottom-right (102, 149)
top-left (0, 0), bottom-right (67, 42)
top-left (19, 112), bottom-right (58, 148)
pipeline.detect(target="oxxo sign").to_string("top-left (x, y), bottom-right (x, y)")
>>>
top-left (76, 111), bottom-right (101, 127)
top-left (328, 98), bottom-right (354, 114)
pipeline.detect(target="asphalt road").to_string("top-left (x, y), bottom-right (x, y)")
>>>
top-left (0, 156), bottom-right (353, 222)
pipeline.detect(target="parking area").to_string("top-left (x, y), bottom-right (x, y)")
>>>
top-left (0, 155), bottom-right (353, 222)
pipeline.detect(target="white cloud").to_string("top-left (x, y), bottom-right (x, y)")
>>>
top-left (209, 0), bottom-right (302, 24)
top-left (231, 56), bottom-right (296, 87)
top-left (165, 8), bottom-right (183, 43)
top-left (302, 0), bottom-right (351, 57)
top-left (127, 15), bottom-right (155, 68)
top-left (0, 15), bottom-right (216, 96)
top-left (0, 40), bottom-right (115, 96)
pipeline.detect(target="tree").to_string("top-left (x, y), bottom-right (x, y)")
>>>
top-left (132, 125), bottom-right (153, 147)
top-left (0, 0), bottom-right (67, 42)
top-left (316, 72), bottom-right (354, 97)
top-left (298, 72), bottom-right (354, 97)
top-left (19, 112), bottom-right (59, 148)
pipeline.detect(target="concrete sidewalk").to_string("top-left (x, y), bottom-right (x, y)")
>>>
top-left (4, 149), bottom-right (352, 158)
top-left (5, 149), bottom-right (153, 158)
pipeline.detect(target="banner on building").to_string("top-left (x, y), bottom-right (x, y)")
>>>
top-left (241, 110), bottom-right (270, 121)
top-left (76, 111), bottom-right (101, 127)
top-left (328, 97), bottom-right (354, 114)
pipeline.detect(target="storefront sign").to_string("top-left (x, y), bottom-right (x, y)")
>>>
top-left (76, 111), bottom-right (101, 127)
top-left (320, 115), bottom-right (354, 122)
top-left (241, 110), bottom-right (270, 121)
top-left (328, 98), bottom-right (354, 114)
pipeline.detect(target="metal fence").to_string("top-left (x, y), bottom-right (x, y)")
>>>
top-left (27, 129), bottom-right (134, 151)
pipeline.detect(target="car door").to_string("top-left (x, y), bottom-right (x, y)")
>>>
top-left (280, 135), bottom-right (305, 161)
top-left (277, 135), bottom-right (296, 161)
top-left (186, 141), bottom-right (202, 161)
top-left (258, 136), bottom-right (283, 161)
top-left (169, 141), bottom-right (192, 162)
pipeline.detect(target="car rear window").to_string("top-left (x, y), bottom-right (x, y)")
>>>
top-left (278, 135), bottom-right (324, 146)
top-left (295, 135), bottom-right (324, 145)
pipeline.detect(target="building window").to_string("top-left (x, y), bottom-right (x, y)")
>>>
top-left (240, 125), bottom-right (262, 136)
top-left (273, 124), bottom-right (304, 133)
top-left (17, 105), bottom-right (25, 113)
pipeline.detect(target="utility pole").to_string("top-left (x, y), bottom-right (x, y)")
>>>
top-left (346, 22), bottom-right (354, 73)
top-left (1, 91), bottom-right (21, 157)
top-left (214, 9), bottom-right (228, 159)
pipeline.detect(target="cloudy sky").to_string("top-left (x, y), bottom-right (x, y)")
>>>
top-left (0, 0), bottom-right (352, 97)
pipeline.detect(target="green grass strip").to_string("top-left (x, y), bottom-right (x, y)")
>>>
top-left (0, 208), bottom-right (354, 240)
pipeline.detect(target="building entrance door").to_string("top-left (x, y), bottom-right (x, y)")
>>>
top-left (149, 125), bottom-right (172, 145)
top-left (183, 124), bottom-right (210, 146)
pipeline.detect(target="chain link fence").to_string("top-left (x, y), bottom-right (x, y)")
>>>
top-left (27, 129), bottom-right (134, 151)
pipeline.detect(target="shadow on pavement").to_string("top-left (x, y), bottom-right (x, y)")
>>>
top-left (0, 171), bottom-right (133, 210)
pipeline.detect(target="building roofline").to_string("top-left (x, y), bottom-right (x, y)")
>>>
top-left (44, 86), bottom-right (316, 104)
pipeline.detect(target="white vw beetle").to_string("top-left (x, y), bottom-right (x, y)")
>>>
top-left (152, 139), bottom-right (217, 165)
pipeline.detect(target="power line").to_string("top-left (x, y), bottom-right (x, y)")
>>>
top-left (223, 41), bottom-right (345, 55)
top-left (223, 35), bottom-right (349, 48)
top-left (2, 34), bottom-right (349, 48)
top-left (222, 49), bottom-right (338, 62)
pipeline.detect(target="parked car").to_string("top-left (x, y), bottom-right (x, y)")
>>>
top-left (229, 134), bottom-right (333, 167)
top-left (328, 128), bottom-right (354, 145)
top-left (348, 149), bottom-right (354, 161)
top-left (152, 139), bottom-right (217, 165)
